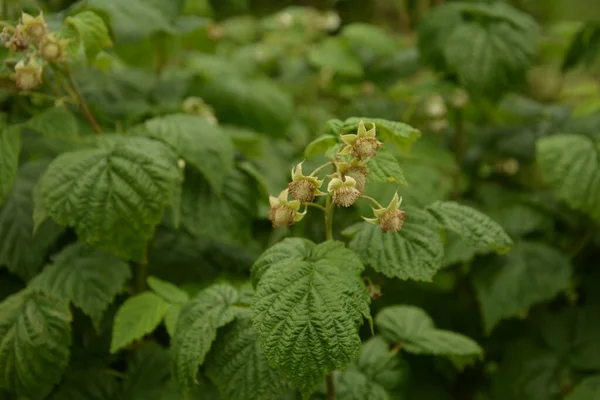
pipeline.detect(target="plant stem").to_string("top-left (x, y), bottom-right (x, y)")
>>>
top-left (325, 194), bottom-right (334, 241)
top-left (310, 161), bottom-right (334, 177)
top-left (65, 65), bottom-right (104, 136)
top-left (135, 260), bottom-right (148, 293)
top-left (306, 202), bottom-right (327, 212)
top-left (326, 373), bottom-right (335, 400)
top-left (452, 108), bottom-right (465, 198)
top-left (360, 195), bottom-right (384, 209)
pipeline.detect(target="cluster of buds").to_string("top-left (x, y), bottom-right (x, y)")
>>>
top-left (1, 12), bottom-right (68, 91)
top-left (267, 120), bottom-right (406, 233)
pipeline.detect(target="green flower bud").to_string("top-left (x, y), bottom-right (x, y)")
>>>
top-left (287, 162), bottom-right (325, 203)
top-left (39, 35), bottom-right (67, 62)
top-left (363, 192), bottom-right (407, 233)
top-left (328, 175), bottom-right (360, 207)
top-left (13, 59), bottom-right (43, 90)
top-left (336, 159), bottom-right (368, 193)
top-left (339, 120), bottom-right (382, 161)
top-left (268, 189), bottom-right (306, 228)
top-left (20, 12), bottom-right (48, 44)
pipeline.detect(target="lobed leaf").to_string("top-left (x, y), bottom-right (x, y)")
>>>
top-left (349, 208), bottom-right (444, 281)
top-left (31, 243), bottom-right (131, 329)
top-left (172, 284), bottom-right (239, 391)
top-left (251, 239), bottom-right (370, 395)
top-left (205, 310), bottom-right (290, 400)
top-left (147, 276), bottom-right (190, 306)
top-left (0, 290), bottom-right (71, 399)
top-left (375, 305), bottom-right (482, 357)
top-left (66, 11), bottom-right (113, 60)
top-left (426, 201), bottom-right (513, 253)
top-left (304, 134), bottom-right (337, 160)
top-left (366, 150), bottom-right (408, 186)
top-left (34, 136), bottom-right (182, 261)
top-left (473, 241), bottom-right (572, 333)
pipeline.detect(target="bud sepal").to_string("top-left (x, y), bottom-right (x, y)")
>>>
top-left (13, 59), bottom-right (43, 90)
top-left (20, 12), bottom-right (48, 44)
top-left (363, 192), bottom-right (407, 233)
top-left (268, 189), bottom-right (307, 228)
top-left (328, 175), bottom-right (360, 207)
top-left (339, 119), bottom-right (382, 160)
top-left (287, 162), bottom-right (325, 203)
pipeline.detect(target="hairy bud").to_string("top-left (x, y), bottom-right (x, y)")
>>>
top-left (39, 35), bottom-right (65, 62)
top-left (328, 176), bottom-right (360, 208)
top-left (340, 120), bottom-right (381, 161)
top-left (13, 59), bottom-right (43, 90)
top-left (287, 162), bottom-right (325, 203)
top-left (20, 12), bottom-right (48, 44)
top-left (364, 192), bottom-right (406, 233)
top-left (425, 94), bottom-right (447, 119)
top-left (268, 189), bottom-right (306, 228)
top-left (344, 167), bottom-right (367, 193)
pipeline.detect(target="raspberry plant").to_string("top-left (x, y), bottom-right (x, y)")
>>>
top-left (0, 1), bottom-right (599, 400)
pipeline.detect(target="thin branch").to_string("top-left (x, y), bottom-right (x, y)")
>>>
top-left (360, 195), bottom-right (384, 209)
top-left (326, 373), bottom-right (335, 400)
top-left (310, 161), bottom-right (334, 177)
top-left (305, 202), bottom-right (327, 212)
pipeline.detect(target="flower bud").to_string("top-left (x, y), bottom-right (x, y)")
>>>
top-left (20, 12), bottom-right (48, 44)
top-left (425, 94), bottom-right (447, 119)
top-left (268, 189), bottom-right (306, 228)
top-left (182, 97), bottom-right (218, 124)
top-left (451, 88), bottom-right (469, 109)
top-left (2, 27), bottom-right (29, 52)
top-left (339, 120), bottom-right (382, 161)
top-left (336, 160), bottom-right (368, 193)
top-left (328, 175), bottom-right (360, 207)
top-left (39, 35), bottom-right (65, 62)
top-left (363, 192), bottom-right (407, 233)
top-left (13, 59), bottom-right (43, 90)
top-left (287, 162), bottom-right (325, 203)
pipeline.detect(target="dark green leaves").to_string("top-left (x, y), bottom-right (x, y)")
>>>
top-left (0, 290), bottom-right (71, 399)
top-left (251, 239), bottom-right (370, 394)
top-left (0, 125), bottom-right (21, 204)
top-left (349, 208), bottom-right (444, 281)
top-left (536, 134), bottom-right (600, 222)
top-left (142, 115), bottom-right (234, 192)
top-left (205, 310), bottom-right (290, 400)
top-left (31, 243), bottom-right (130, 329)
top-left (172, 284), bottom-right (239, 391)
top-left (34, 136), bottom-right (182, 260)
top-left (366, 150), bottom-right (408, 186)
top-left (473, 241), bottom-right (572, 332)
top-left (26, 107), bottom-right (79, 140)
top-left (426, 201), bottom-right (513, 253)
top-left (375, 305), bottom-right (482, 357)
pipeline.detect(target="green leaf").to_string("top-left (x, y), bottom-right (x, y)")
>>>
top-left (308, 37), bottom-right (363, 77)
top-left (304, 134), bottom-right (337, 160)
top-left (426, 201), bottom-right (513, 253)
top-left (333, 336), bottom-right (408, 400)
top-left (66, 11), bottom-right (112, 60)
top-left (83, 0), bottom-right (174, 41)
top-left (50, 368), bottom-right (119, 400)
top-left (341, 23), bottom-right (396, 57)
top-left (0, 126), bottom-right (21, 204)
top-left (110, 292), bottom-right (169, 353)
top-left (473, 241), bottom-right (572, 333)
top-left (349, 208), bottom-right (444, 281)
top-left (536, 134), bottom-right (600, 222)
top-left (194, 78), bottom-right (293, 137)
top-left (25, 107), bottom-right (79, 140)
top-left (0, 161), bottom-right (64, 280)
top-left (172, 284), bottom-right (239, 390)
top-left (375, 305), bottom-right (482, 357)
top-left (567, 375), bottom-right (600, 400)
top-left (181, 167), bottom-right (258, 245)
top-left (164, 305), bottom-right (180, 338)
top-left (147, 276), bottom-right (189, 306)
top-left (121, 342), bottom-right (171, 400)
top-left (34, 136), bottom-right (182, 261)
top-left (366, 150), bottom-right (408, 186)
top-left (142, 114), bottom-right (234, 193)
top-left (0, 290), bottom-right (71, 399)
top-left (205, 309), bottom-right (290, 400)
top-left (31, 243), bottom-right (130, 329)
top-left (443, 21), bottom-right (536, 96)
top-left (341, 118), bottom-right (420, 155)
top-left (251, 239), bottom-right (370, 394)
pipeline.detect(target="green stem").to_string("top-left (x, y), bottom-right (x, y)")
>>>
top-left (135, 260), bottom-right (148, 293)
top-left (360, 195), bottom-right (384, 209)
top-left (452, 108), bottom-right (465, 199)
top-left (306, 202), bottom-right (327, 212)
top-left (310, 161), bottom-right (334, 177)
top-left (325, 194), bottom-right (334, 241)
top-left (326, 373), bottom-right (335, 400)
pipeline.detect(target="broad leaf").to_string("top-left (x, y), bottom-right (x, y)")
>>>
top-left (66, 11), bottom-right (112, 60)
top-left (252, 239), bottom-right (370, 394)
top-left (121, 342), bottom-right (171, 400)
top-left (194, 78), bottom-right (293, 136)
top-left (567, 375), bottom-right (600, 399)
top-left (205, 310), bottom-right (290, 400)
top-left (426, 201), bottom-right (513, 253)
top-left (332, 336), bottom-right (408, 400)
top-left (26, 107), bottom-right (79, 140)
top-left (31, 243), bottom-right (130, 329)
top-left (34, 136), bottom-right (182, 261)
top-left (110, 292), bottom-right (169, 353)
top-left (143, 114), bottom-right (234, 192)
top-left (147, 276), bottom-right (189, 306)
top-left (304, 134), bottom-right (337, 160)
top-left (181, 167), bottom-right (258, 244)
top-left (308, 37), bottom-right (363, 77)
top-left (342, 23), bottom-right (396, 57)
top-left (536, 134), bottom-right (600, 222)
top-left (0, 125), bottom-right (20, 204)
top-left (473, 241), bottom-right (572, 333)
top-left (0, 290), bottom-right (71, 399)
top-left (0, 161), bottom-right (63, 280)
top-left (341, 118), bottom-right (420, 155)
top-left (349, 208), bottom-right (444, 281)
top-left (172, 284), bottom-right (238, 390)
top-left (375, 305), bottom-right (482, 357)
top-left (366, 150), bottom-right (408, 186)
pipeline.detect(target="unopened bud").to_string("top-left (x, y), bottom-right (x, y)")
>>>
top-left (13, 59), bottom-right (43, 90)
top-left (328, 176), bottom-right (360, 207)
top-left (344, 167), bottom-right (367, 193)
top-left (287, 162), bottom-right (325, 203)
top-left (20, 12), bottom-right (48, 44)
top-left (425, 94), bottom-right (447, 119)
top-left (339, 120), bottom-right (382, 161)
top-left (268, 189), bottom-right (306, 228)
top-left (39, 35), bottom-right (65, 62)
top-left (321, 11), bottom-right (341, 31)
top-left (451, 88), bottom-right (469, 109)
top-left (364, 192), bottom-right (406, 233)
